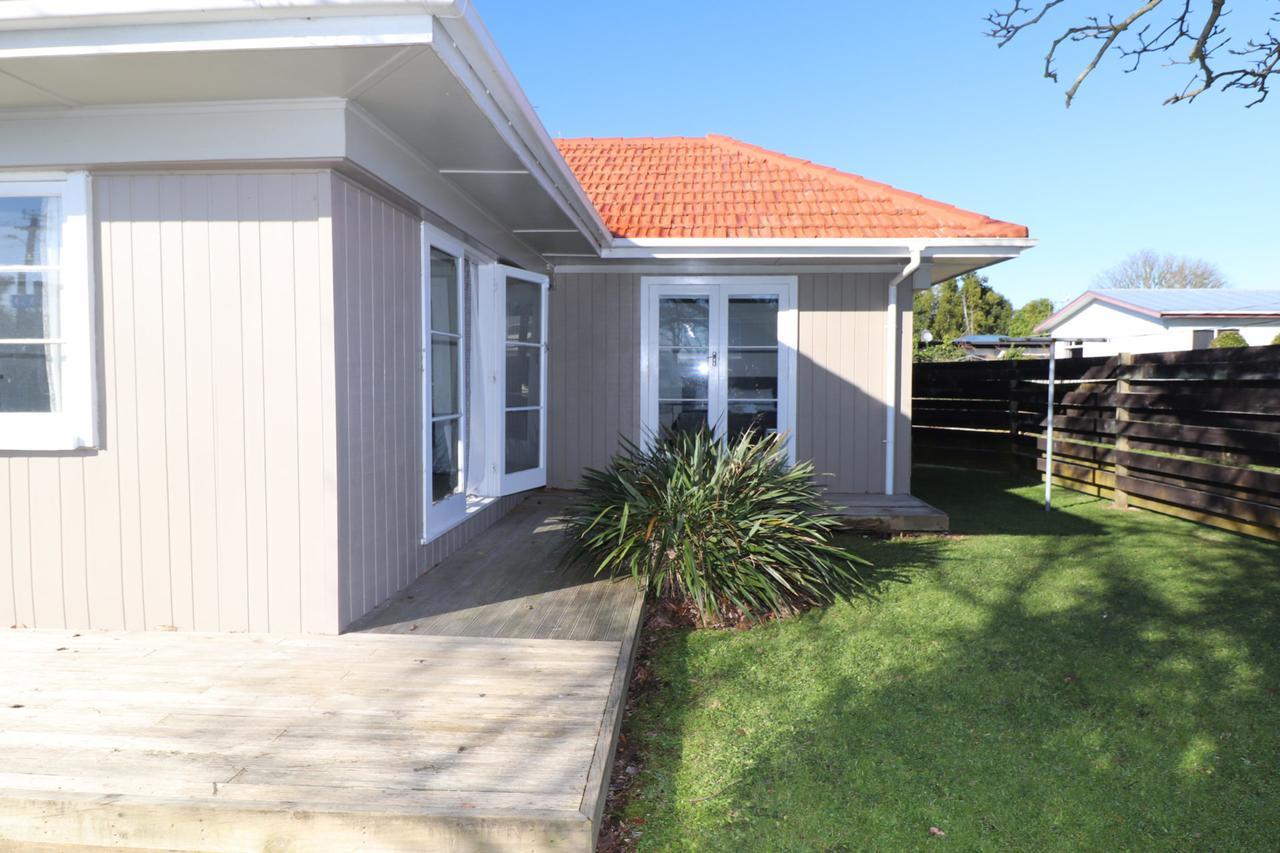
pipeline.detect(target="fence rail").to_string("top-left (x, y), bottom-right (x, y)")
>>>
top-left (913, 346), bottom-right (1280, 541)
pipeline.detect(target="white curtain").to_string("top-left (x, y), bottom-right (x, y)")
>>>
top-left (464, 258), bottom-right (487, 493)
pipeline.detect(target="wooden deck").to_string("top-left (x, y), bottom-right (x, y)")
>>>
top-left (0, 494), bottom-right (644, 852)
top-left (826, 493), bottom-right (950, 532)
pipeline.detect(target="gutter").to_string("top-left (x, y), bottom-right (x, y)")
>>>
top-left (883, 250), bottom-right (922, 496)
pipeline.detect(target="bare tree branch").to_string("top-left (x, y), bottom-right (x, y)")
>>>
top-left (986, 0), bottom-right (1280, 106)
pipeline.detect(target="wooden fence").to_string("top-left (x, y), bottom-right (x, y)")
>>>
top-left (913, 346), bottom-right (1280, 542)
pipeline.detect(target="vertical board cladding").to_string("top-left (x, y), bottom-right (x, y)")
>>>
top-left (329, 174), bottom-right (525, 632)
top-left (0, 171), bottom-right (340, 633)
top-left (546, 271), bottom-right (910, 494)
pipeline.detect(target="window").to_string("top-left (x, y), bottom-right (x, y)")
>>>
top-left (0, 174), bottom-right (95, 450)
top-left (1192, 329), bottom-right (1214, 350)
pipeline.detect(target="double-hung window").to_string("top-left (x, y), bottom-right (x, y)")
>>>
top-left (0, 173), bottom-right (95, 450)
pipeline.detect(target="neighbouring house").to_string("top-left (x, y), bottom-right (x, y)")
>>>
top-left (953, 334), bottom-right (1050, 360)
top-left (0, 0), bottom-right (1033, 634)
top-left (1037, 289), bottom-right (1280, 357)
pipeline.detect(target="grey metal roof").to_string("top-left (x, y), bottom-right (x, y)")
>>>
top-left (1093, 289), bottom-right (1280, 315)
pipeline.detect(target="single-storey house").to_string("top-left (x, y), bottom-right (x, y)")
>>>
top-left (1038, 289), bottom-right (1280, 357)
top-left (0, 0), bottom-right (1033, 634)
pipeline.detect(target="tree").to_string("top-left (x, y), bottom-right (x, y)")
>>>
top-left (986, 2), bottom-right (1280, 107)
top-left (1209, 329), bottom-right (1248, 348)
top-left (1009, 297), bottom-right (1055, 337)
top-left (1095, 250), bottom-right (1227, 290)
top-left (914, 272), bottom-right (1014, 345)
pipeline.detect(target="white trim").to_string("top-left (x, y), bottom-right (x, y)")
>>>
top-left (428, 17), bottom-right (611, 252)
top-left (422, 222), bottom-right (468, 541)
top-left (0, 1), bottom-right (463, 30)
top-left (494, 264), bottom-right (549, 495)
top-left (0, 14), bottom-right (434, 59)
top-left (599, 238), bottom-right (1036, 262)
top-left (553, 262), bottom-right (903, 275)
top-left (640, 275), bottom-right (798, 463)
top-left (0, 171), bottom-right (96, 450)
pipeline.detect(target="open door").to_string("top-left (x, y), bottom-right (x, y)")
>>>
top-left (496, 265), bottom-right (548, 494)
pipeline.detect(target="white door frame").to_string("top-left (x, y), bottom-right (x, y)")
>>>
top-left (640, 276), bottom-right (798, 462)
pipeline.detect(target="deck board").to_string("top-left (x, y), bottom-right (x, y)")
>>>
top-left (0, 494), bottom-right (644, 852)
top-left (826, 492), bottom-right (950, 532)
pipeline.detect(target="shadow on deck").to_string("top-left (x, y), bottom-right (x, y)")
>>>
top-left (351, 493), bottom-right (640, 643)
top-left (0, 492), bottom-right (644, 852)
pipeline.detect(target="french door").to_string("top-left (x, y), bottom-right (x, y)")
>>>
top-left (423, 226), bottom-right (468, 537)
top-left (497, 265), bottom-right (548, 494)
top-left (641, 277), bottom-right (797, 458)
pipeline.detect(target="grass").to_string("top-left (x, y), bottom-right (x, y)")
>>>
top-left (616, 466), bottom-right (1280, 851)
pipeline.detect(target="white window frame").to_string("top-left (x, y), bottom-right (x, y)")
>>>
top-left (0, 172), bottom-right (96, 451)
top-left (422, 223), bottom-right (469, 540)
top-left (640, 276), bottom-right (798, 463)
top-left (492, 264), bottom-right (549, 496)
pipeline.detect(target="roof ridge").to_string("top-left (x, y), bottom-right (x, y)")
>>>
top-left (704, 134), bottom-right (1018, 230)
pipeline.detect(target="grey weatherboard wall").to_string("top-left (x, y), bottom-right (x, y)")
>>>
top-left (330, 174), bottom-right (522, 632)
top-left (0, 171), bottom-right (341, 633)
top-left (547, 271), bottom-right (913, 495)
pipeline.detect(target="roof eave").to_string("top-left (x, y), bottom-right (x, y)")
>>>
top-left (596, 236), bottom-right (1037, 260)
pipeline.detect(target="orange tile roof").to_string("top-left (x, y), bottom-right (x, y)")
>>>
top-left (555, 134), bottom-right (1028, 240)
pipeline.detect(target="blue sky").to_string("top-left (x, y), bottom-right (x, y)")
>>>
top-left (481, 0), bottom-right (1278, 309)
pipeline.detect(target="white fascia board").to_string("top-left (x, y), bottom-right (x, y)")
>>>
top-left (431, 9), bottom-right (612, 252)
top-left (0, 13), bottom-right (434, 58)
top-left (599, 236), bottom-right (1038, 261)
top-left (0, 2), bottom-right (459, 30)
top-left (0, 98), bottom-right (348, 167)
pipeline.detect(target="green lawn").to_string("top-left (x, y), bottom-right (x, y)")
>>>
top-left (618, 466), bottom-right (1280, 851)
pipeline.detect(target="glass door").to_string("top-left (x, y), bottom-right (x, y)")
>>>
top-left (498, 265), bottom-right (548, 493)
top-left (643, 278), bottom-right (796, 457)
top-left (423, 229), bottom-right (468, 536)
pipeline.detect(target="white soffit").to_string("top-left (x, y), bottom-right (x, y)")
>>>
top-left (0, 7), bottom-right (602, 259)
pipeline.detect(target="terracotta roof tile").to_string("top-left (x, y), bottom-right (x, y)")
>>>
top-left (555, 135), bottom-right (1028, 240)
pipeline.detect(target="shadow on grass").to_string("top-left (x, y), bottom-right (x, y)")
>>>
top-left (624, 466), bottom-right (1280, 850)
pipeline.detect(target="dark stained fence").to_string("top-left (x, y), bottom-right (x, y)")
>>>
top-left (913, 346), bottom-right (1280, 542)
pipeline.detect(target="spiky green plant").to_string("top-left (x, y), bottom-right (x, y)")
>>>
top-left (565, 428), bottom-right (870, 624)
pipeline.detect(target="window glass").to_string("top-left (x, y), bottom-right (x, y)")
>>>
top-left (658, 297), bottom-right (709, 347)
top-left (0, 199), bottom-right (62, 415)
top-left (506, 279), bottom-right (541, 343)
top-left (504, 410), bottom-right (539, 474)
top-left (505, 343), bottom-right (541, 409)
top-left (0, 196), bottom-right (60, 267)
top-left (429, 248), bottom-right (459, 334)
top-left (431, 419), bottom-right (461, 503)
top-left (431, 336), bottom-right (460, 417)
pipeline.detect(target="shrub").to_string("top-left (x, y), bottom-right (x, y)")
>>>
top-left (565, 428), bottom-right (870, 624)
top-left (1209, 330), bottom-right (1248, 348)
top-left (1272, 331), bottom-right (1280, 346)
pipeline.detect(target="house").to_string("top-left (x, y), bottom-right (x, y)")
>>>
top-left (1037, 289), bottom-right (1280, 357)
top-left (953, 334), bottom-right (1050, 360)
top-left (0, 0), bottom-right (1034, 635)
